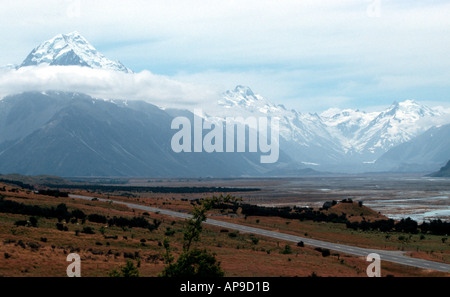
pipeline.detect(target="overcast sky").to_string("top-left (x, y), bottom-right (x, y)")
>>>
top-left (0, 0), bottom-right (449, 112)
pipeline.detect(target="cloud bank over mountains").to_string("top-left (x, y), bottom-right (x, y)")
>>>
top-left (1, 1), bottom-right (449, 112)
top-left (0, 66), bottom-right (220, 109)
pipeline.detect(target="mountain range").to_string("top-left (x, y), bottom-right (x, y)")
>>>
top-left (1, 32), bottom-right (449, 176)
top-left (213, 85), bottom-right (450, 173)
top-left (0, 91), bottom-right (296, 177)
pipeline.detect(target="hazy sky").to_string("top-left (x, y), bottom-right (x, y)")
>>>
top-left (0, 0), bottom-right (449, 112)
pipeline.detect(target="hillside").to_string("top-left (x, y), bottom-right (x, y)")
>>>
top-left (0, 92), bottom-right (295, 177)
top-left (430, 160), bottom-right (450, 177)
top-left (323, 200), bottom-right (388, 223)
top-left (375, 124), bottom-right (450, 172)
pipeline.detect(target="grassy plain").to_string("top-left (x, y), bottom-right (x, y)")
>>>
top-left (0, 182), bottom-right (448, 277)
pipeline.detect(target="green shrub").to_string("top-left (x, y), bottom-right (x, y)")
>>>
top-left (160, 249), bottom-right (224, 277)
top-left (109, 260), bottom-right (140, 277)
top-left (29, 217), bottom-right (38, 227)
top-left (251, 237), bottom-right (259, 245)
top-left (14, 220), bottom-right (28, 227)
top-left (165, 227), bottom-right (176, 236)
top-left (81, 226), bottom-right (95, 234)
top-left (228, 232), bottom-right (238, 238)
top-left (281, 245), bottom-right (292, 255)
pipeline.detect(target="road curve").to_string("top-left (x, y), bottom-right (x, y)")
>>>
top-left (70, 194), bottom-right (450, 274)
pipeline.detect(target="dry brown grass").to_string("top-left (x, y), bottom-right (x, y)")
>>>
top-left (0, 183), bottom-right (448, 277)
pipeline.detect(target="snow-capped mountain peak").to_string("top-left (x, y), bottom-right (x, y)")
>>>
top-left (20, 31), bottom-right (132, 73)
top-left (233, 85), bottom-right (255, 97)
top-left (219, 85), bottom-right (279, 114)
top-left (330, 100), bottom-right (444, 156)
top-left (213, 86), bottom-right (344, 166)
top-left (373, 100), bottom-right (440, 129)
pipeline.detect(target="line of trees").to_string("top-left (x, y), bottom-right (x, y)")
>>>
top-left (207, 195), bottom-right (449, 236)
top-left (0, 179), bottom-right (35, 190)
top-left (37, 189), bottom-right (69, 197)
top-left (240, 204), bottom-right (349, 224)
top-left (346, 217), bottom-right (450, 236)
top-left (108, 216), bottom-right (161, 231)
top-left (207, 195), bottom-right (348, 224)
top-left (44, 184), bottom-right (260, 194)
top-left (0, 196), bottom-right (161, 231)
top-left (0, 196), bottom-right (73, 222)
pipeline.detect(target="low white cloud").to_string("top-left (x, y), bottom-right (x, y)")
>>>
top-left (0, 65), bottom-right (220, 109)
top-left (415, 114), bottom-right (450, 130)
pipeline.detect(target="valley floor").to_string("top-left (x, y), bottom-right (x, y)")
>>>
top-left (0, 177), bottom-right (449, 277)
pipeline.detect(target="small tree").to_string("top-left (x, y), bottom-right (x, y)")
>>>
top-left (81, 226), bottom-right (95, 234)
top-left (162, 238), bottom-right (174, 264)
top-left (183, 200), bottom-right (210, 252)
top-left (281, 244), bottom-right (292, 255)
top-left (109, 260), bottom-right (140, 277)
top-left (14, 220), bottom-right (28, 227)
top-left (29, 217), bottom-right (38, 227)
top-left (321, 249), bottom-right (331, 257)
top-left (160, 197), bottom-right (224, 277)
top-left (99, 226), bottom-right (106, 235)
top-left (160, 249), bottom-right (224, 277)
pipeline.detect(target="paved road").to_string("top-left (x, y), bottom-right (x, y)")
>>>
top-left (70, 194), bottom-right (450, 273)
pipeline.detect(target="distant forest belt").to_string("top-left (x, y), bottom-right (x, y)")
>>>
top-left (0, 179), bottom-right (35, 190)
top-left (45, 184), bottom-right (261, 194)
